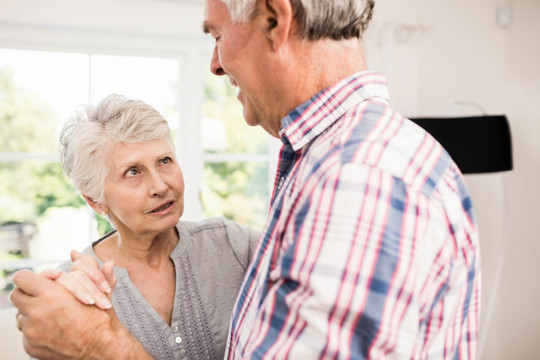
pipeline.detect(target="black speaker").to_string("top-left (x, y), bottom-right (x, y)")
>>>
top-left (409, 115), bottom-right (513, 174)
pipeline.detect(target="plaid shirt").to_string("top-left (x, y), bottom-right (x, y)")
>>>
top-left (226, 72), bottom-right (480, 359)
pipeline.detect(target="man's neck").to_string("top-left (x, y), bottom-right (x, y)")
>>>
top-left (282, 37), bottom-right (368, 116)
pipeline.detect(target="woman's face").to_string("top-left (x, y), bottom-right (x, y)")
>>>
top-left (101, 139), bottom-right (184, 238)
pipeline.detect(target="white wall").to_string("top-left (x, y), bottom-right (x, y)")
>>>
top-left (496, 2), bottom-right (540, 358)
top-left (422, 2), bottom-right (540, 359)
top-left (0, 0), bottom-right (539, 358)
top-left (369, 1), bottom-right (540, 359)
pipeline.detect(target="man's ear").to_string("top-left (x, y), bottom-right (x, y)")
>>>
top-left (261, 0), bottom-right (293, 51)
top-left (83, 194), bottom-right (108, 215)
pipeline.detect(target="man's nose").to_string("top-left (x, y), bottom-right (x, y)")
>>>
top-left (210, 45), bottom-right (225, 76)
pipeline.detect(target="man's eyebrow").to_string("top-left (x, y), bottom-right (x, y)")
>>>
top-left (202, 21), bottom-right (213, 34)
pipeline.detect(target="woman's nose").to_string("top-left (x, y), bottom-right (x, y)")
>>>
top-left (149, 173), bottom-right (168, 196)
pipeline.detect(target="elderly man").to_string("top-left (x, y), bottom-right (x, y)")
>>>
top-left (11, 0), bottom-right (480, 359)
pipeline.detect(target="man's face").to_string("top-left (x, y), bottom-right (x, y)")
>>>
top-left (203, 0), bottom-right (281, 137)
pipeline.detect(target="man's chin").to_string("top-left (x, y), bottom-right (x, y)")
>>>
top-left (242, 109), bottom-right (258, 127)
top-left (245, 119), bottom-right (258, 127)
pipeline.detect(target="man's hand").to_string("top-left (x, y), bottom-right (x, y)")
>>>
top-left (10, 269), bottom-right (151, 360)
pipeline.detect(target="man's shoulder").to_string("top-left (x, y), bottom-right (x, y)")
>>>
top-left (310, 100), bottom-right (456, 197)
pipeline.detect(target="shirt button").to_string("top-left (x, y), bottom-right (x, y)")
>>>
top-left (175, 336), bottom-right (182, 344)
top-left (180, 349), bottom-right (186, 356)
top-left (172, 326), bottom-right (179, 332)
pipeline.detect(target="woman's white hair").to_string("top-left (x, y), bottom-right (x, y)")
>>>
top-left (221, 0), bottom-right (375, 40)
top-left (59, 94), bottom-right (174, 204)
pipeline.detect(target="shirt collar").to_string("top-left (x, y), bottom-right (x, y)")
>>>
top-left (279, 71), bottom-right (391, 151)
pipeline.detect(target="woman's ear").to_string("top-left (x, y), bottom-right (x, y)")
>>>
top-left (83, 195), bottom-right (108, 215)
top-left (261, 0), bottom-right (293, 51)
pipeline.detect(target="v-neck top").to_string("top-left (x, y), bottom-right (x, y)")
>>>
top-left (58, 217), bottom-right (260, 360)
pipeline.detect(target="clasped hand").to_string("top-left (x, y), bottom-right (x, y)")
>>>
top-left (53, 250), bottom-right (116, 309)
top-left (9, 251), bottom-right (119, 359)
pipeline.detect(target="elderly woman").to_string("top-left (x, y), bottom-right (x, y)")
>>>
top-left (53, 94), bottom-right (259, 360)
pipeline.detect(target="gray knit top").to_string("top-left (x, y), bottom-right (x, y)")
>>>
top-left (58, 217), bottom-right (260, 360)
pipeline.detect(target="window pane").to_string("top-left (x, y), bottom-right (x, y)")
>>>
top-left (0, 162), bottom-right (96, 249)
top-left (0, 48), bottom-right (93, 254)
top-left (0, 48), bottom-right (93, 308)
top-left (0, 49), bottom-right (89, 154)
top-left (90, 54), bottom-right (180, 132)
top-left (202, 161), bottom-right (269, 229)
top-left (202, 72), bottom-right (269, 155)
top-left (202, 71), bottom-right (272, 229)
top-left (0, 160), bottom-right (95, 308)
top-left (0, 161), bottom-right (85, 222)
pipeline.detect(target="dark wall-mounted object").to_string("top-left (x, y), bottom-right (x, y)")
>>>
top-left (409, 115), bottom-right (513, 174)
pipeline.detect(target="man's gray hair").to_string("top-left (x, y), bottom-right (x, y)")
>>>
top-left (221, 0), bottom-right (375, 40)
top-left (59, 94), bottom-right (174, 204)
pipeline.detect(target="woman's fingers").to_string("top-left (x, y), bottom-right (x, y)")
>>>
top-left (71, 250), bottom-right (111, 294)
top-left (101, 261), bottom-right (117, 291)
top-left (56, 270), bottom-right (112, 310)
top-left (40, 268), bottom-right (65, 281)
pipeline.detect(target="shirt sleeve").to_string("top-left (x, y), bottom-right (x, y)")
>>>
top-left (241, 162), bottom-right (477, 359)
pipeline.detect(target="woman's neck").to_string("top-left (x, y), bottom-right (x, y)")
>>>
top-left (94, 227), bottom-right (179, 269)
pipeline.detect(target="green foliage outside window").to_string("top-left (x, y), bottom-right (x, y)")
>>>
top-left (203, 161), bottom-right (268, 228)
top-left (0, 68), bottom-right (111, 241)
top-left (0, 68), bottom-right (86, 224)
top-left (202, 73), bottom-right (271, 230)
top-left (203, 73), bottom-right (268, 155)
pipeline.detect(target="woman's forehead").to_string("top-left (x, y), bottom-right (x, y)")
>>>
top-left (108, 139), bottom-right (173, 164)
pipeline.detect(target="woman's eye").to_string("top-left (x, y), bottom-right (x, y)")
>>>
top-left (126, 168), bottom-right (139, 176)
top-left (161, 157), bottom-right (172, 165)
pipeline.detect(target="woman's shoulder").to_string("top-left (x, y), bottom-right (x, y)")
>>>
top-left (178, 217), bottom-right (258, 238)
top-left (177, 217), bottom-right (261, 266)
top-left (178, 216), bottom-right (229, 231)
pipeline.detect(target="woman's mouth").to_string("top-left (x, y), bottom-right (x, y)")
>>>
top-left (150, 201), bottom-right (175, 214)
